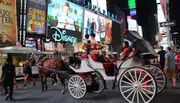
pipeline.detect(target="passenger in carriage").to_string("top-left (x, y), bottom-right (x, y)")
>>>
top-left (82, 34), bottom-right (90, 54)
top-left (120, 41), bottom-right (133, 60)
top-left (90, 33), bottom-right (107, 62)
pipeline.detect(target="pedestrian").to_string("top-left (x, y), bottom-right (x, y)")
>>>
top-left (51, 72), bottom-right (57, 85)
top-left (23, 60), bottom-right (36, 87)
top-left (157, 46), bottom-right (166, 70)
top-left (164, 47), bottom-right (176, 88)
top-left (0, 56), bottom-right (16, 101)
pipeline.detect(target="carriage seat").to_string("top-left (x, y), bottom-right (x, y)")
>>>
top-left (88, 54), bottom-right (115, 75)
top-left (88, 54), bottom-right (103, 69)
top-left (103, 62), bottom-right (115, 76)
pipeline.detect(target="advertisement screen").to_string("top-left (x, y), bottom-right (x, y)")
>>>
top-left (44, 41), bottom-right (55, 51)
top-left (47, 0), bottom-right (83, 32)
top-left (91, 0), bottom-right (107, 14)
top-left (44, 41), bottom-right (64, 52)
top-left (0, 0), bottom-right (17, 43)
top-left (83, 10), bottom-right (105, 41)
top-left (127, 18), bottom-right (138, 31)
top-left (26, 0), bottom-right (46, 35)
top-left (105, 18), bottom-right (112, 43)
top-left (25, 40), bottom-right (37, 49)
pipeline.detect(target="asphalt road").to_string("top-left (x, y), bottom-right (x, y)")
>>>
top-left (0, 79), bottom-right (180, 103)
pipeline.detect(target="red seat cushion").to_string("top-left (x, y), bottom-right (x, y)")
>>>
top-left (82, 54), bottom-right (88, 58)
top-left (90, 54), bottom-right (98, 61)
top-left (103, 62), bottom-right (114, 72)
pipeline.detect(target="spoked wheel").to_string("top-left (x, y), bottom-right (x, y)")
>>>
top-left (143, 64), bottom-right (166, 94)
top-left (92, 71), bottom-right (105, 93)
top-left (119, 67), bottom-right (157, 103)
top-left (177, 71), bottom-right (180, 81)
top-left (68, 75), bottom-right (87, 99)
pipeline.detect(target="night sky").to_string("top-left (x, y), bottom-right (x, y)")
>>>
top-left (108, 0), bottom-right (180, 47)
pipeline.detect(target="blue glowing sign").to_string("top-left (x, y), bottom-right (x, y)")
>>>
top-left (130, 9), bottom-right (137, 16)
top-left (51, 26), bottom-right (77, 46)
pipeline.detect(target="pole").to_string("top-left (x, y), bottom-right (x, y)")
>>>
top-left (166, 0), bottom-right (171, 47)
top-left (97, 0), bottom-right (101, 41)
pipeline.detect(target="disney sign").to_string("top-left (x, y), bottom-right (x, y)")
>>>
top-left (51, 26), bottom-right (77, 46)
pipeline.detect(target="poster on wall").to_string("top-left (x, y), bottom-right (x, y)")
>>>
top-left (47, 0), bottom-right (83, 33)
top-left (0, 0), bottom-right (17, 44)
top-left (105, 18), bottom-right (112, 43)
top-left (26, 0), bottom-right (46, 35)
top-left (83, 10), bottom-right (105, 41)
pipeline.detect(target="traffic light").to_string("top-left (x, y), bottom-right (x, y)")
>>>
top-left (31, 24), bottom-right (35, 31)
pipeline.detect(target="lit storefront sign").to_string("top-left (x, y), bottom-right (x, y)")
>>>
top-left (51, 26), bottom-right (77, 46)
top-left (128, 0), bottom-right (136, 9)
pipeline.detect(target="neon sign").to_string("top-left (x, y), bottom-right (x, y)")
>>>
top-left (51, 26), bottom-right (77, 46)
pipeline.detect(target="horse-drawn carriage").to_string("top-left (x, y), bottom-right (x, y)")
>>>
top-left (29, 30), bottom-right (166, 103)
top-left (67, 30), bottom-right (166, 103)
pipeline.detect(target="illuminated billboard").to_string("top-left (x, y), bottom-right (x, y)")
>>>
top-left (105, 18), bottom-right (112, 43)
top-left (47, 0), bottom-right (83, 32)
top-left (0, 0), bottom-right (17, 44)
top-left (26, 0), bottom-right (47, 35)
top-left (83, 10), bottom-right (105, 41)
top-left (128, 0), bottom-right (136, 9)
top-left (91, 0), bottom-right (107, 14)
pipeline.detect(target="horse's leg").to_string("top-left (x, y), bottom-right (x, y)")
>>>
top-left (44, 73), bottom-right (48, 90)
top-left (58, 74), bottom-right (65, 94)
top-left (40, 73), bottom-right (44, 91)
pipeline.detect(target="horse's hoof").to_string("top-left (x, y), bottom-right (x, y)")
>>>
top-left (61, 90), bottom-right (65, 94)
top-left (41, 88), bottom-right (44, 91)
top-left (45, 86), bottom-right (48, 90)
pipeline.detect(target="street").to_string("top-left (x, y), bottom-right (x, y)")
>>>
top-left (0, 79), bottom-right (180, 103)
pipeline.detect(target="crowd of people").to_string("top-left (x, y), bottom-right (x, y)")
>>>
top-left (158, 46), bottom-right (180, 88)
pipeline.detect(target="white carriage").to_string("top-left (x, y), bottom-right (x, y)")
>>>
top-left (68, 30), bottom-right (166, 103)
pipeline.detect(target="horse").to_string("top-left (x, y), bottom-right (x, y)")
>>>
top-left (29, 54), bottom-right (66, 94)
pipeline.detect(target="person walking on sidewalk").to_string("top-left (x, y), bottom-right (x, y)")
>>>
top-left (164, 47), bottom-right (176, 88)
top-left (0, 57), bottom-right (16, 101)
top-left (23, 59), bottom-right (36, 87)
top-left (158, 46), bottom-right (166, 70)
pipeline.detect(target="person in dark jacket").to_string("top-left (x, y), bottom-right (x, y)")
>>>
top-left (0, 57), bottom-right (16, 101)
top-left (23, 60), bottom-right (36, 87)
top-left (158, 46), bottom-right (166, 70)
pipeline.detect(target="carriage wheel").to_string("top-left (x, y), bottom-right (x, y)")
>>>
top-left (68, 75), bottom-right (86, 99)
top-left (143, 64), bottom-right (166, 94)
top-left (93, 71), bottom-right (105, 93)
top-left (177, 71), bottom-right (180, 81)
top-left (119, 67), bottom-right (156, 103)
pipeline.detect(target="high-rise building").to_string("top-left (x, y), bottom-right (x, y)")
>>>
top-left (136, 0), bottom-right (157, 45)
